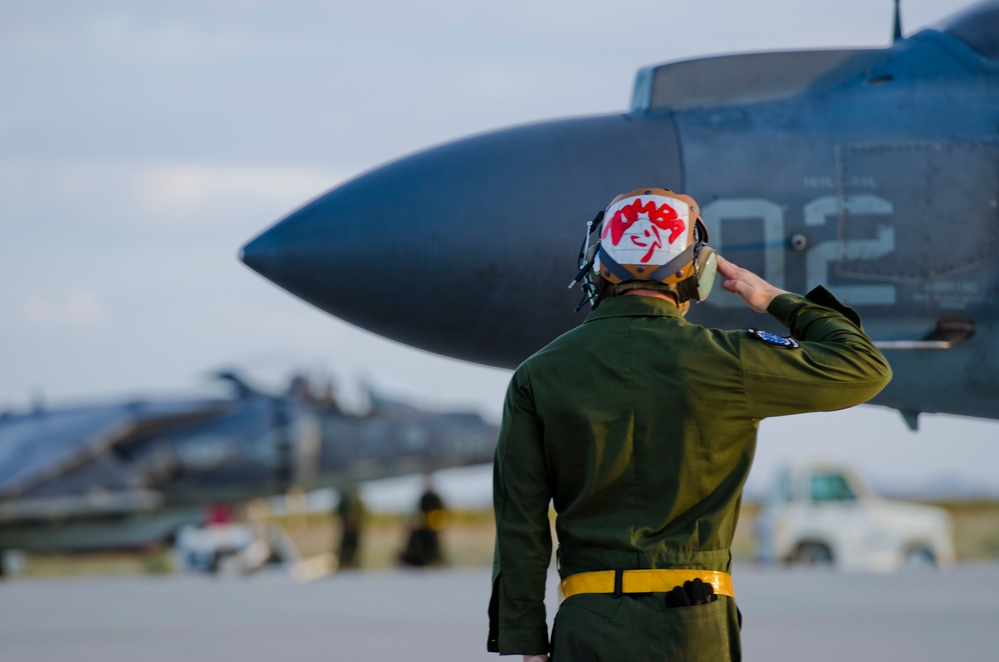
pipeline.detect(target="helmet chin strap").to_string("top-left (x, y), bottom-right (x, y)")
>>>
top-left (643, 244), bottom-right (698, 284)
top-left (595, 245), bottom-right (641, 283)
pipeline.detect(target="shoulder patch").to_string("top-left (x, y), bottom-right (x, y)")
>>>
top-left (746, 327), bottom-right (800, 349)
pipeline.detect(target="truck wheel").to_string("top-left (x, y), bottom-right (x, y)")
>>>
top-left (793, 542), bottom-right (834, 566)
top-left (904, 545), bottom-right (936, 570)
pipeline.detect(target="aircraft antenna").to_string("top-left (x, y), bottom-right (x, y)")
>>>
top-left (892, 0), bottom-right (903, 43)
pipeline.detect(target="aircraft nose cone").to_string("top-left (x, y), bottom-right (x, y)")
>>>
top-left (240, 113), bottom-right (681, 367)
top-left (239, 232), bottom-right (276, 280)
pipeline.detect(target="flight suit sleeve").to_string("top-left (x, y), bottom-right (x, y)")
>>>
top-left (741, 286), bottom-right (892, 418)
top-left (488, 365), bottom-right (553, 655)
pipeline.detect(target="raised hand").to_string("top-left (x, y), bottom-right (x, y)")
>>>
top-left (717, 255), bottom-right (789, 313)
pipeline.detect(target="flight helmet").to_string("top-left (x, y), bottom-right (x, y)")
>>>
top-left (570, 187), bottom-right (717, 311)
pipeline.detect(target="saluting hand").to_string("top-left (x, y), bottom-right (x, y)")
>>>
top-left (717, 255), bottom-right (789, 313)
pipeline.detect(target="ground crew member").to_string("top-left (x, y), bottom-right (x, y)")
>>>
top-left (399, 474), bottom-right (449, 567)
top-left (335, 486), bottom-right (366, 570)
top-left (487, 188), bottom-right (891, 661)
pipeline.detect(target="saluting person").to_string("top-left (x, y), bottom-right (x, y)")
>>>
top-left (488, 188), bottom-right (891, 661)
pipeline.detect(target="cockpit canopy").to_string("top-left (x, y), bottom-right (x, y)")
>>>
top-left (630, 49), bottom-right (887, 113)
top-left (631, 0), bottom-right (999, 114)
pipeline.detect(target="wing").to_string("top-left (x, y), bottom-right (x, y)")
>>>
top-left (0, 400), bottom-right (231, 519)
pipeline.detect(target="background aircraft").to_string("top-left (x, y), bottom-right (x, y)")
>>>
top-left (0, 372), bottom-right (497, 554)
top-left (242, 0), bottom-right (999, 430)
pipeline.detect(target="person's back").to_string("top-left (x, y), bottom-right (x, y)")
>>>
top-left (525, 294), bottom-right (752, 565)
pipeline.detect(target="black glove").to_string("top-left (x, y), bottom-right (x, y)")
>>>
top-left (664, 578), bottom-right (717, 608)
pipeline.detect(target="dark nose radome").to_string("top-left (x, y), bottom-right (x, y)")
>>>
top-left (240, 113), bottom-right (682, 368)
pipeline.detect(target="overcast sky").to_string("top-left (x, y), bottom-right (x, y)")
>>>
top-left (1, 0), bottom-right (996, 498)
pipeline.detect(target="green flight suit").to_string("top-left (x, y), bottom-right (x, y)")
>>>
top-left (488, 287), bottom-right (891, 660)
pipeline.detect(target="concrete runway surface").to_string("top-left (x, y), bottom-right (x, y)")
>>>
top-left (1, 563), bottom-right (997, 661)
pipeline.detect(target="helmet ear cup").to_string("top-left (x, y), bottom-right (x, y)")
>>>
top-left (694, 248), bottom-right (717, 301)
top-left (673, 244), bottom-right (717, 303)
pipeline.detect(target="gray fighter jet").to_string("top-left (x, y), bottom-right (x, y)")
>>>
top-left (241, 1), bottom-right (999, 429)
top-left (0, 373), bottom-right (496, 553)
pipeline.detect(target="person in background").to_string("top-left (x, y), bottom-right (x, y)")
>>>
top-left (335, 486), bottom-right (366, 570)
top-left (400, 474), bottom-right (449, 567)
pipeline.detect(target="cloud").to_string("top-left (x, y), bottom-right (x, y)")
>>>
top-left (0, 157), bottom-right (348, 233)
top-left (129, 162), bottom-right (346, 222)
top-left (18, 288), bottom-right (107, 332)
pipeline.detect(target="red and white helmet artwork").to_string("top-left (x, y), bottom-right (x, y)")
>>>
top-left (582, 188), bottom-right (716, 306)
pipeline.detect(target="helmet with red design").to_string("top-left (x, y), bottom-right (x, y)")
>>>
top-left (570, 187), bottom-right (717, 310)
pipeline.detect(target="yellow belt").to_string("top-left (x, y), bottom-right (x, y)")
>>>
top-left (560, 569), bottom-right (734, 600)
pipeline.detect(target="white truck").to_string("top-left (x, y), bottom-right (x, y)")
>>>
top-left (755, 464), bottom-right (955, 572)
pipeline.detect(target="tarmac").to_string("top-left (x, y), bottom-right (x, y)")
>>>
top-left (1, 563), bottom-right (998, 661)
